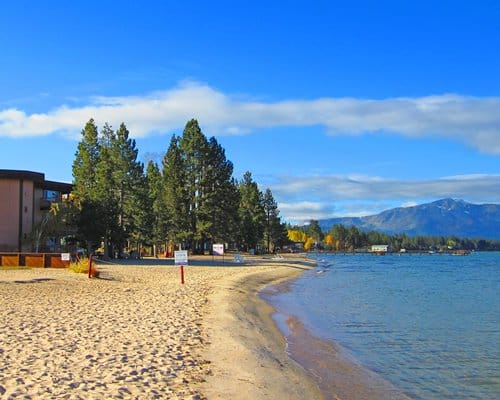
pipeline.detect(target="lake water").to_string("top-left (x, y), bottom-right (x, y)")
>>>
top-left (262, 252), bottom-right (500, 399)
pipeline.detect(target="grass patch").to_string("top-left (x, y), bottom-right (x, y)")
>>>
top-left (0, 266), bottom-right (30, 271)
top-left (69, 257), bottom-right (100, 278)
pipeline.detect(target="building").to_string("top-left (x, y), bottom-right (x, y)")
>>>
top-left (0, 170), bottom-right (73, 252)
top-left (371, 244), bottom-right (389, 255)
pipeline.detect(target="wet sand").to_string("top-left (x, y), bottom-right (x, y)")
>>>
top-left (283, 316), bottom-right (412, 400)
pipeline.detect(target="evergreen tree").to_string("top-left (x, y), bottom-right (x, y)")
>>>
top-left (94, 123), bottom-right (120, 258)
top-left (145, 160), bottom-right (164, 256)
top-left (262, 188), bottom-right (282, 253)
top-left (329, 224), bottom-right (349, 251)
top-left (113, 123), bottom-right (146, 255)
top-left (72, 118), bottom-right (311, 256)
top-left (162, 134), bottom-right (189, 248)
top-left (72, 119), bottom-right (105, 252)
top-left (307, 220), bottom-right (324, 244)
top-left (179, 119), bottom-right (210, 253)
top-left (162, 122), bottom-right (241, 253)
top-left (72, 119), bottom-right (99, 199)
top-left (238, 172), bottom-right (265, 252)
top-left (273, 222), bottom-right (292, 252)
top-left (199, 137), bottom-right (240, 246)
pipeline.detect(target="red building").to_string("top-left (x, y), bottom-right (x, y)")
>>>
top-left (0, 170), bottom-right (73, 252)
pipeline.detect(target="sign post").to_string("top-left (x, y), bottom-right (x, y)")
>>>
top-left (174, 250), bottom-right (188, 284)
top-left (88, 255), bottom-right (93, 279)
top-left (213, 244), bottom-right (224, 263)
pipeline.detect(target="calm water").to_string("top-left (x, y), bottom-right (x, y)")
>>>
top-left (264, 252), bottom-right (500, 399)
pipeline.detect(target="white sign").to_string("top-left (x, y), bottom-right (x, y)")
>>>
top-left (174, 250), bottom-right (188, 265)
top-left (213, 244), bottom-right (224, 256)
top-left (61, 253), bottom-right (71, 261)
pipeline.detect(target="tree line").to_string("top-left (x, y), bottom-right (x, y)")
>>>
top-left (71, 118), bottom-right (289, 258)
top-left (288, 220), bottom-right (500, 252)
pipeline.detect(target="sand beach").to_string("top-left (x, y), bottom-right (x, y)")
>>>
top-left (0, 256), bottom-right (322, 399)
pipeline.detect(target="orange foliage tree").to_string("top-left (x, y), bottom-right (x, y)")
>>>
top-left (324, 234), bottom-right (335, 250)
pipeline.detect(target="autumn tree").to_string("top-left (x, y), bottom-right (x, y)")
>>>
top-left (324, 234), bottom-right (335, 250)
top-left (288, 229), bottom-right (307, 243)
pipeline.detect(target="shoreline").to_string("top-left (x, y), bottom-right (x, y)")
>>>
top-left (200, 255), bottom-right (324, 399)
top-left (261, 256), bottom-right (413, 400)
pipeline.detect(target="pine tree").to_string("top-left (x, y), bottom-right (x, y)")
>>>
top-left (238, 172), bottom-right (265, 252)
top-left (145, 160), bottom-right (164, 256)
top-left (162, 134), bottom-right (189, 248)
top-left (72, 119), bottom-right (105, 253)
top-left (262, 188), bottom-right (283, 253)
top-left (179, 119), bottom-right (210, 253)
top-left (307, 220), bottom-right (324, 244)
top-left (72, 118), bottom-right (99, 199)
top-left (113, 123), bottom-right (146, 255)
top-left (72, 118), bottom-right (286, 256)
top-left (94, 123), bottom-right (119, 258)
top-left (199, 137), bottom-right (240, 246)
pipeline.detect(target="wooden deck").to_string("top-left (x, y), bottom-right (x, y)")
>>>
top-left (0, 253), bottom-right (70, 268)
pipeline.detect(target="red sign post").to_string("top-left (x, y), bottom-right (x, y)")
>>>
top-left (88, 255), bottom-right (93, 279)
top-left (174, 250), bottom-right (188, 284)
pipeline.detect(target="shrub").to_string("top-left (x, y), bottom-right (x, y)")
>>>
top-left (69, 257), bottom-right (99, 278)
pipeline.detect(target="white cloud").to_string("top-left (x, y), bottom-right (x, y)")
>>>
top-left (274, 174), bottom-right (500, 202)
top-left (1, 81), bottom-right (500, 154)
top-left (274, 174), bottom-right (500, 223)
top-left (401, 201), bottom-right (418, 208)
top-left (278, 201), bottom-right (335, 222)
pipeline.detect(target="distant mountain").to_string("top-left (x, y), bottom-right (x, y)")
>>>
top-left (319, 199), bottom-right (500, 239)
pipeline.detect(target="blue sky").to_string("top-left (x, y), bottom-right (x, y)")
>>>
top-left (1, 1), bottom-right (499, 223)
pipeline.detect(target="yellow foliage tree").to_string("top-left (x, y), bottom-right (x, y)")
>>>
top-left (304, 237), bottom-right (314, 251)
top-left (288, 229), bottom-right (307, 243)
top-left (324, 234), bottom-right (335, 250)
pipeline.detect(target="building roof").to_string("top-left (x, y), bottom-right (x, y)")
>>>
top-left (0, 169), bottom-right (73, 193)
top-left (0, 169), bottom-right (45, 182)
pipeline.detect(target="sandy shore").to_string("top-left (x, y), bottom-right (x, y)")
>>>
top-left (0, 256), bottom-right (321, 399)
top-left (200, 256), bottom-right (323, 399)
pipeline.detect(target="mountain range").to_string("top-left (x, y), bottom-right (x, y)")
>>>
top-left (318, 198), bottom-right (500, 239)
